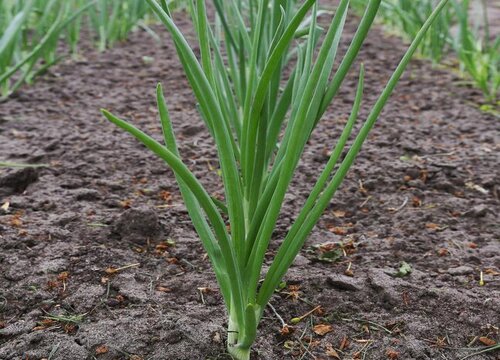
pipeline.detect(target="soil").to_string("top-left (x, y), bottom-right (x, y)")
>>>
top-left (0, 6), bottom-right (499, 360)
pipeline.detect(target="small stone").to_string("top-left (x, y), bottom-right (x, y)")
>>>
top-left (0, 168), bottom-right (38, 196)
top-left (433, 179), bottom-right (455, 192)
top-left (464, 204), bottom-right (489, 218)
top-left (326, 274), bottom-right (361, 291)
top-left (292, 255), bottom-right (309, 266)
top-left (447, 266), bottom-right (474, 276)
top-left (53, 212), bottom-right (79, 226)
top-left (73, 188), bottom-right (101, 201)
top-left (181, 125), bottom-right (204, 136)
top-left (106, 298), bottom-right (121, 307)
top-left (407, 179), bottom-right (424, 189)
top-left (102, 198), bottom-right (122, 208)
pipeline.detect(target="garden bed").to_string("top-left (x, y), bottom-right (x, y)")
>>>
top-left (0, 8), bottom-right (499, 360)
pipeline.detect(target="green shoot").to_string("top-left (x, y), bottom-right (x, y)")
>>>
top-left (102, 0), bottom-right (449, 358)
top-left (0, 0), bottom-right (164, 99)
top-left (352, 0), bottom-right (499, 102)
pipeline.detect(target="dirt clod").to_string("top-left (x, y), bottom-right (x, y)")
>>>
top-left (111, 206), bottom-right (165, 244)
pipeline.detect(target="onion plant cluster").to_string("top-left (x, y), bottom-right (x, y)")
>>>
top-left (102, 0), bottom-right (448, 358)
top-left (0, 0), bottom-right (93, 98)
top-left (452, 0), bottom-right (499, 103)
top-left (0, 0), bottom-right (178, 99)
top-left (352, 0), bottom-right (499, 102)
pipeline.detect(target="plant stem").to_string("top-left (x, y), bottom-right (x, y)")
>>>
top-left (228, 346), bottom-right (250, 360)
top-left (227, 308), bottom-right (253, 360)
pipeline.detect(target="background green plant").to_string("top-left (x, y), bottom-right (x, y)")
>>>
top-left (452, 0), bottom-right (499, 102)
top-left (351, 0), bottom-right (499, 103)
top-left (103, 0), bottom-right (449, 358)
top-left (0, 0), bottom-right (185, 100)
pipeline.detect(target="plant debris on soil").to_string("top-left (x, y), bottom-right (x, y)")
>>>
top-left (0, 7), bottom-right (499, 360)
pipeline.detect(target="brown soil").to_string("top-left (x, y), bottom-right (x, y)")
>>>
top-left (0, 7), bottom-right (499, 360)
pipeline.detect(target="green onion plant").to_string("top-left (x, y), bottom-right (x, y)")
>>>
top-left (352, 0), bottom-right (499, 102)
top-left (0, 0), bottom-right (166, 99)
top-left (102, 0), bottom-right (449, 358)
top-left (351, 0), bottom-right (455, 63)
top-left (452, 0), bottom-right (499, 102)
top-left (88, 0), bottom-right (152, 51)
top-left (0, 0), bottom-right (93, 99)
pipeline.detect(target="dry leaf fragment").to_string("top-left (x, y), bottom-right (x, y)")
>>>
top-left (313, 306), bottom-right (325, 316)
top-left (465, 182), bottom-right (489, 195)
top-left (426, 223), bottom-right (439, 230)
top-left (95, 345), bottom-right (109, 355)
top-left (46, 280), bottom-right (59, 290)
top-left (419, 169), bottom-right (428, 183)
top-left (344, 268), bottom-right (354, 277)
top-left (437, 248), bottom-right (448, 257)
top-left (279, 324), bottom-right (294, 336)
top-left (325, 344), bottom-right (340, 359)
top-left (386, 348), bottom-right (400, 359)
top-left (328, 226), bottom-right (348, 235)
top-left (105, 267), bottom-right (118, 275)
top-left (484, 269), bottom-right (500, 276)
top-left (119, 199), bottom-right (133, 208)
top-left (213, 331), bottom-right (222, 343)
top-left (479, 337), bottom-right (496, 346)
top-left (155, 243), bottom-right (170, 254)
top-left (57, 272), bottom-right (69, 281)
top-left (156, 286), bottom-right (171, 292)
top-left (339, 336), bottom-right (350, 350)
top-left (64, 324), bottom-right (77, 334)
top-left (313, 324), bottom-right (333, 336)
top-left (159, 190), bottom-right (172, 202)
top-left (1, 202), bottom-right (9, 211)
top-left (105, 263), bottom-right (140, 274)
top-left (9, 213), bottom-right (22, 227)
top-left (332, 210), bottom-right (346, 218)
top-left (166, 257), bottom-right (179, 264)
top-left (33, 319), bottom-right (56, 331)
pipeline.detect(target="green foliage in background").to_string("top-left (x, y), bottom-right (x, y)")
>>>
top-left (352, 0), bottom-right (499, 102)
top-left (0, 0), bottom-right (185, 99)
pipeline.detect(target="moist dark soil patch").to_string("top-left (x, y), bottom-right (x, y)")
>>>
top-left (0, 7), bottom-right (499, 360)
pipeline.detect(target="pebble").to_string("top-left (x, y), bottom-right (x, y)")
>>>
top-left (73, 188), bottom-right (102, 201)
top-left (0, 168), bottom-right (38, 196)
top-left (447, 266), bottom-right (474, 276)
top-left (292, 255), bottom-right (309, 266)
top-left (327, 274), bottom-right (361, 291)
top-left (464, 204), bottom-right (489, 218)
